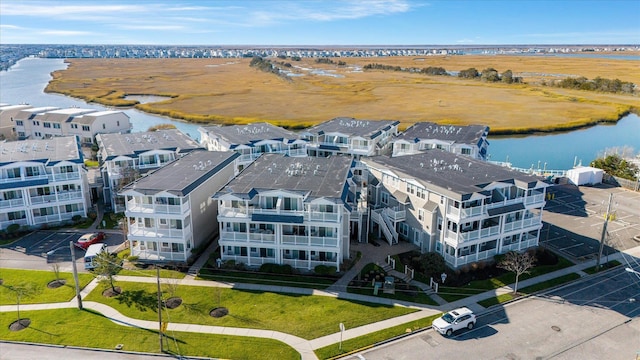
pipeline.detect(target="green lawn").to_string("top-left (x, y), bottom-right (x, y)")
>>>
top-left (438, 256), bottom-right (575, 302)
top-left (117, 268), bottom-right (187, 279)
top-left (0, 269), bottom-right (94, 305)
top-left (198, 268), bottom-right (336, 289)
top-left (315, 313), bottom-right (442, 359)
top-left (0, 309), bottom-right (299, 360)
top-left (582, 260), bottom-right (621, 274)
top-left (477, 273), bottom-right (581, 307)
top-left (84, 281), bottom-right (416, 340)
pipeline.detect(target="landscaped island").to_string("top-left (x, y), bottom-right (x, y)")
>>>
top-left (45, 54), bottom-right (639, 134)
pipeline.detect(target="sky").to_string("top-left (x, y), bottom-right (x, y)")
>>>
top-left (1, 0), bottom-right (639, 46)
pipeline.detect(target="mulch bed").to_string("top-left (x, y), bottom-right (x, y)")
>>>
top-left (102, 286), bottom-right (122, 297)
top-left (9, 319), bottom-right (31, 331)
top-left (164, 297), bottom-right (183, 309)
top-left (47, 279), bottom-right (66, 289)
top-left (209, 307), bottom-right (229, 318)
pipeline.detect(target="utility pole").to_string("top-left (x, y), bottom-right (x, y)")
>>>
top-left (596, 193), bottom-right (613, 271)
top-left (69, 240), bottom-right (82, 309)
top-left (157, 266), bottom-right (163, 352)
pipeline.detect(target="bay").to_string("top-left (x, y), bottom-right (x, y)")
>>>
top-left (1, 58), bottom-right (638, 170)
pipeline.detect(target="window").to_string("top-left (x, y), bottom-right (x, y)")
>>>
top-left (18, 132), bottom-right (25, 137)
top-left (461, 148), bottom-right (471, 155)
top-left (33, 121), bottom-right (40, 126)
top-left (25, 166), bottom-right (40, 177)
top-left (418, 209), bottom-right (424, 221)
top-left (82, 125), bottom-right (90, 131)
top-left (102, 124), bottom-right (106, 130)
top-left (53, 123), bottom-right (61, 129)
top-left (59, 165), bottom-right (73, 173)
top-left (43, 122), bottom-right (51, 128)
top-left (7, 168), bottom-right (20, 178)
top-left (34, 132), bottom-right (42, 137)
top-left (71, 124), bottom-right (78, 129)
top-left (16, 120), bottom-right (23, 126)
top-left (381, 192), bottom-right (389, 205)
top-left (117, 121), bottom-right (120, 126)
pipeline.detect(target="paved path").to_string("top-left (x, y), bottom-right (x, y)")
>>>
top-left (2, 245), bottom-right (639, 360)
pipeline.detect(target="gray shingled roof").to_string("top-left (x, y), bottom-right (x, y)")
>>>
top-left (218, 153), bottom-right (353, 200)
top-left (363, 150), bottom-right (543, 200)
top-left (0, 136), bottom-right (81, 165)
top-left (97, 129), bottom-right (202, 160)
top-left (394, 122), bottom-right (489, 144)
top-left (303, 117), bottom-right (399, 139)
top-left (199, 122), bottom-right (301, 146)
top-left (121, 150), bottom-right (238, 197)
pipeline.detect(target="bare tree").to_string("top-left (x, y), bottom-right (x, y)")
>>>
top-left (497, 251), bottom-right (536, 294)
top-left (7, 282), bottom-right (42, 323)
top-left (51, 263), bottom-right (61, 281)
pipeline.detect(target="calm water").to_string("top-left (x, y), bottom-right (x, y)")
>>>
top-left (1, 58), bottom-right (638, 170)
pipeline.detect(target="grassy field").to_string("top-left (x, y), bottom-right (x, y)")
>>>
top-left (0, 309), bottom-right (299, 360)
top-left (0, 268), bottom-right (94, 305)
top-left (46, 54), bottom-right (639, 133)
top-left (84, 280), bottom-right (417, 340)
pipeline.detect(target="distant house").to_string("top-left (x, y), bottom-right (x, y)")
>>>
top-left (300, 117), bottom-right (399, 157)
top-left (198, 122), bottom-right (308, 170)
top-left (120, 150), bottom-right (239, 264)
top-left (0, 136), bottom-right (90, 230)
top-left (391, 122), bottom-right (490, 160)
top-left (214, 153), bottom-right (360, 271)
top-left (362, 150), bottom-right (548, 268)
top-left (96, 129), bottom-right (203, 213)
top-left (11, 106), bottom-right (132, 144)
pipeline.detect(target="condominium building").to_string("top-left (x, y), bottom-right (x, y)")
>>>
top-left (198, 122), bottom-right (308, 170)
top-left (214, 153), bottom-right (359, 271)
top-left (96, 129), bottom-right (203, 213)
top-left (120, 150), bottom-right (239, 263)
top-left (0, 136), bottom-right (89, 230)
top-left (300, 117), bottom-right (399, 157)
top-left (0, 104), bottom-right (32, 140)
top-left (391, 122), bottom-right (490, 160)
top-left (12, 106), bottom-right (132, 144)
top-left (362, 150), bottom-right (548, 268)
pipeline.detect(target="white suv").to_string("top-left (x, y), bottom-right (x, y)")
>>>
top-left (432, 307), bottom-right (476, 336)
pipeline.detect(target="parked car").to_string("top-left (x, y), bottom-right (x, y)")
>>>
top-left (75, 232), bottom-right (105, 249)
top-left (432, 307), bottom-right (476, 336)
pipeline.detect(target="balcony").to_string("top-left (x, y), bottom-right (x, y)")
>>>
top-left (282, 258), bottom-right (336, 270)
top-left (0, 198), bottom-right (25, 209)
top-left (525, 193), bottom-right (545, 206)
top-left (49, 172), bottom-right (80, 182)
top-left (129, 225), bottom-right (190, 239)
top-left (56, 191), bottom-right (84, 202)
top-left (287, 148), bottom-right (308, 157)
top-left (131, 246), bottom-right (187, 262)
top-left (454, 224), bottom-right (501, 242)
top-left (282, 234), bottom-right (338, 247)
top-left (59, 210), bottom-right (85, 221)
top-left (444, 248), bottom-right (498, 267)
top-left (32, 213), bottom-right (60, 224)
top-left (126, 199), bottom-right (189, 215)
top-left (30, 194), bottom-right (57, 205)
top-left (503, 216), bottom-right (542, 232)
top-left (219, 230), bottom-right (275, 244)
top-left (0, 218), bottom-right (28, 229)
top-left (0, 174), bottom-right (48, 184)
top-left (304, 211), bottom-right (339, 222)
top-left (382, 206), bottom-right (406, 221)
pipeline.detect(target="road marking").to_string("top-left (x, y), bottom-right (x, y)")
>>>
top-left (559, 243), bottom-right (583, 251)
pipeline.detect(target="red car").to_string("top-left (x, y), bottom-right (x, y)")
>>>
top-left (75, 232), bottom-right (105, 249)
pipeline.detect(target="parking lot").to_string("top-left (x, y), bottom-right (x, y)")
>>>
top-left (0, 230), bottom-right (124, 272)
top-left (542, 183), bottom-right (640, 262)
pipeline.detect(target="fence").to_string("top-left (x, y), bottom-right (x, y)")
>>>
top-left (603, 174), bottom-right (640, 192)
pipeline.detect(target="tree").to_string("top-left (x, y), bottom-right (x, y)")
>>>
top-left (93, 250), bottom-right (121, 294)
top-left (458, 67), bottom-right (479, 79)
top-left (501, 69), bottom-right (514, 84)
top-left (480, 68), bottom-right (500, 82)
top-left (590, 153), bottom-right (639, 181)
top-left (418, 252), bottom-right (446, 278)
top-left (7, 282), bottom-right (41, 323)
top-left (497, 251), bottom-right (536, 294)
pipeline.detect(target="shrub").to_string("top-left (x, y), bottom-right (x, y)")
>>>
top-left (72, 215), bottom-right (82, 223)
top-left (315, 265), bottom-right (337, 275)
top-left (6, 223), bottom-right (20, 234)
top-left (127, 255), bottom-right (139, 262)
top-left (260, 263), bottom-right (293, 275)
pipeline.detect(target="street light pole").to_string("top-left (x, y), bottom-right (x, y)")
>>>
top-left (596, 193), bottom-right (613, 271)
top-left (626, 267), bottom-right (640, 276)
top-left (69, 240), bottom-right (83, 310)
top-left (157, 266), bottom-right (163, 353)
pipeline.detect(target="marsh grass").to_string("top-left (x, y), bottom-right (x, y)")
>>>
top-left (46, 56), bottom-right (639, 133)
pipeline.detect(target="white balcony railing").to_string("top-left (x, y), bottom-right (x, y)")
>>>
top-left (0, 198), bottom-right (25, 208)
top-left (0, 218), bottom-right (28, 229)
top-left (129, 226), bottom-right (189, 239)
top-left (219, 231), bottom-right (276, 244)
top-left (218, 206), bottom-right (340, 223)
top-left (126, 199), bottom-right (189, 215)
top-left (444, 248), bottom-right (499, 267)
top-left (29, 194), bottom-right (57, 204)
top-left (56, 191), bottom-right (84, 202)
top-left (281, 234), bottom-right (338, 247)
top-left (32, 213), bottom-right (60, 224)
top-left (49, 172), bottom-right (81, 182)
top-left (503, 216), bottom-right (542, 232)
top-left (457, 224), bottom-right (501, 242)
top-left (131, 246), bottom-right (187, 262)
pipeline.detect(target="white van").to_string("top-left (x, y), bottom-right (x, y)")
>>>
top-left (84, 243), bottom-right (107, 270)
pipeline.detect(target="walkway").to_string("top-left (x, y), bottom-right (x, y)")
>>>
top-left (2, 245), bottom-right (639, 360)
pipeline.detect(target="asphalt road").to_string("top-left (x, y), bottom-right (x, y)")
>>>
top-left (350, 266), bottom-right (640, 360)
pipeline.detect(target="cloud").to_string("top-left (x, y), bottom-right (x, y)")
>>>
top-left (118, 25), bottom-right (185, 31)
top-left (0, 24), bottom-right (22, 29)
top-left (40, 30), bottom-right (94, 36)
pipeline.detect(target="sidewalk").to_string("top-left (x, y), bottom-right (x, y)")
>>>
top-left (2, 244), bottom-right (639, 360)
